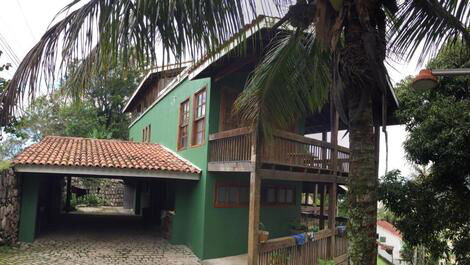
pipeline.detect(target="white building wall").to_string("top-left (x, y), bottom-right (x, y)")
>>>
top-left (377, 225), bottom-right (404, 265)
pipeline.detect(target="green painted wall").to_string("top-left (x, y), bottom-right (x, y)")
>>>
top-left (202, 172), bottom-right (302, 259)
top-left (18, 174), bottom-right (41, 242)
top-left (201, 73), bottom-right (302, 259)
top-left (129, 72), bottom-right (304, 260)
top-left (129, 77), bottom-right (211, 257)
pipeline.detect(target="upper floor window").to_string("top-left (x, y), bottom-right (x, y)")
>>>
top-left (192, 88), bottom-right (207, 146)
top-left (142, 124), bottom-right (151, 143)
top-left (178, 99), bottom-right (190, 150)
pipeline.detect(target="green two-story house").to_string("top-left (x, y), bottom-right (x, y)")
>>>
top-left (122, 16), bottom-right (396, 261)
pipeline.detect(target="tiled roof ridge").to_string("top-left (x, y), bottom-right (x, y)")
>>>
top-left (42, 135), bottom-right (152, 144)
top-left (377, 220), bottom-right (402, 239)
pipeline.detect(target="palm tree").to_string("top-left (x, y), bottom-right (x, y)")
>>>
top-left (1, 1), bottom-right (469, 264)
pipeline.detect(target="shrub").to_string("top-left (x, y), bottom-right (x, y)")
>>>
top-left (319, 259), bottom-right (335, 265)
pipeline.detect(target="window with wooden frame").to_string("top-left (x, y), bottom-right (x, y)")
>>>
top-left (214, 182), bottom-right (250, 208)
top-left (142, 124), bottom-right (151, 143)
top-left (261, 185), bottom-right (296, 206)
top-left (192, 88), bottom-right (207, 146)
top-left (177, 99), bottom-right (190, 150)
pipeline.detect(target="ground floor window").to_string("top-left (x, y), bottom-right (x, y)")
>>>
top-left (214, 182), bottom-right (249, 208)
top-left (261, 185), bottom-right (295, 206)
top-left (214, 181), bottom-right (296, 208)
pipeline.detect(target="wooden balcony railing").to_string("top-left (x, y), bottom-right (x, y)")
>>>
top-left (208, 127), bottom-right (350, 175)
top-left (208, 127), bottom-right (253, 162)
top-left (258, 229), bottom-right (348, 265)
top-left (262, 130), bottom-right (350, 174)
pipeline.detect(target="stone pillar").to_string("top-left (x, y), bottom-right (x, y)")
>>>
top-left (0, 169), bottom-right (21, 244)
top-left (123, 182), bottom-right (136, 209)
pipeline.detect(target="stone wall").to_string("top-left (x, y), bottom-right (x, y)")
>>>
top-left (0, 168), bottom-right (20, 244)
top-left (71, 177), bottom-right (124, 207)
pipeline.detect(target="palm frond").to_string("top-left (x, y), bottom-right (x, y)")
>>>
top-left (1, 0), bottom-right (282, 126)
top-left (234, 29), bottom-right (331, 137)
top-left (389, 0), bottom-right (470, 63)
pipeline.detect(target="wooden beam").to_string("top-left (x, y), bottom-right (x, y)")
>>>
top-left (214, 56), bottom-right (258, 82)
top-left (328, 183), bottom-right (337, 257)
top-left (208, 161), bottom-right (253, 172)
top-left (330, 102), bottom-right (339, 171)
top-left (320, 184), bottom-right (325, 229)
top-left (273, 129), bottom-right (349, 154)
top-left (322, 132), bottom-right (328, 169)
top-left (248, 129), bottom-right (261, 265)
top-left (208, 126), bottom-right (252, 141)
top-left (258, 169), bottom-right (347, 184)
top-left (315, 228), bottom-right (335, 240)
top-left (314, 184), bottom-right (318, 207)
top-left (64, 176), bottom-right (72, 212)
top-left (374, 125), bottom-right (380, 176)
top-left (334, 253), bottom-right (348, 264)
top-left (259, 236), bottom-right (296, 253)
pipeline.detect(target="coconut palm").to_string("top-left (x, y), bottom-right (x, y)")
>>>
top-left (2, 1), bottom-right (470, 264)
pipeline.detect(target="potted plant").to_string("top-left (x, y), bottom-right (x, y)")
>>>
top-left (258, 222), bottom-right (269, 243)
top-left (290, 220), bottom-right (308, 234)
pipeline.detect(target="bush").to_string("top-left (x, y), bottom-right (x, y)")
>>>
top-left (0, 160), bottom-right (11, 171)
top-left (318, 259), bottom-right (335, 265)
top-left (70, 194), bottom-right (105, 209)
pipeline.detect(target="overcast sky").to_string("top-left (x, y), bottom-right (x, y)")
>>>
top-left (0, 0), bottom-right (422, 177)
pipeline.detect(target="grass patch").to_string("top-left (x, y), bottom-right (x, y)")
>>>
top-left (377, 256), bottom-right (390, 265)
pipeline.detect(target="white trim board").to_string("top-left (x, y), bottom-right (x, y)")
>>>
top-left (14, 165), bottom-right (200, 180)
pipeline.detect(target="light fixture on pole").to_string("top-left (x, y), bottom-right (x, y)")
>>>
top-left (412, 68), bottom-right (470, 90)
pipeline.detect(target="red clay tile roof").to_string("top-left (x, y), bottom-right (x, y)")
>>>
top-left (13, 136), bottom-right (200, 174)
top-left (377, 220), bottom-right (402, 239)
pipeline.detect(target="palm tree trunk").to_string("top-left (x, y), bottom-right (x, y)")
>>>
top-left (344, 3), bottom-right (379, 264)
top-left (347, 93), bottom-right (378, 265)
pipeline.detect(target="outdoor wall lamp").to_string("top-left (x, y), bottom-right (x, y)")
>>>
top-left (412, 68), bottom-right (470, 90)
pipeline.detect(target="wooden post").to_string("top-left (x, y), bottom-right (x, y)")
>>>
top-left (330, 103), bottom-right (339, 172)
top-left (319, 184), bottom-right (325, 229)
top-left (374, 125), bottom-right (380, 176)
top-left (64, 176), bottom-right (72, 212)
top-left (328, 183), bottom-right (337, 258)
top-left (248, 128), bottom-right (261, 265)
top-left (314, 184), bottom-right (318, 207)
top-left (322, 131), bottom-right (328, 169)
top-left (135, 181), bottom-right (141, 215)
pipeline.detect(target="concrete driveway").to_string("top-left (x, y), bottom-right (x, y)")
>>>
top-left (0, 214), bottom-right (200, 265)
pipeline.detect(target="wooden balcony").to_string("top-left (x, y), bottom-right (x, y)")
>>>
top-left (258, 229), bottom-right (348, 265)
top-left (208, 127), bottom-right (350, 183)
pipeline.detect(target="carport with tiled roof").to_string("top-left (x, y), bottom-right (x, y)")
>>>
top-left (12, 136), bottom-right (201, 244)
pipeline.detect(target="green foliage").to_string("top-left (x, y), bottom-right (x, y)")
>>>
top-left (400, 244), bottom-right (439, 265)
top-left (380, 41), bottom-right (470, 264)
top-left (234, 30), bottom-right (330, 137)
top-left (0, 161), bottom-right (11, 171)
top-left (377, 207), bottom-right (396, 224)
top-left (337, 193), bottom-right (348, 218)
top-left (2, 64), bottom-right (139, 158)
top-left (318, 259), bottom-right (335, 265)
top-left (70, 194), bottom-right (106, 209)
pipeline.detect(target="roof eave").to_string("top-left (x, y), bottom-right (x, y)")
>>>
top-left (14, 164), bottom-right (200, 180)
